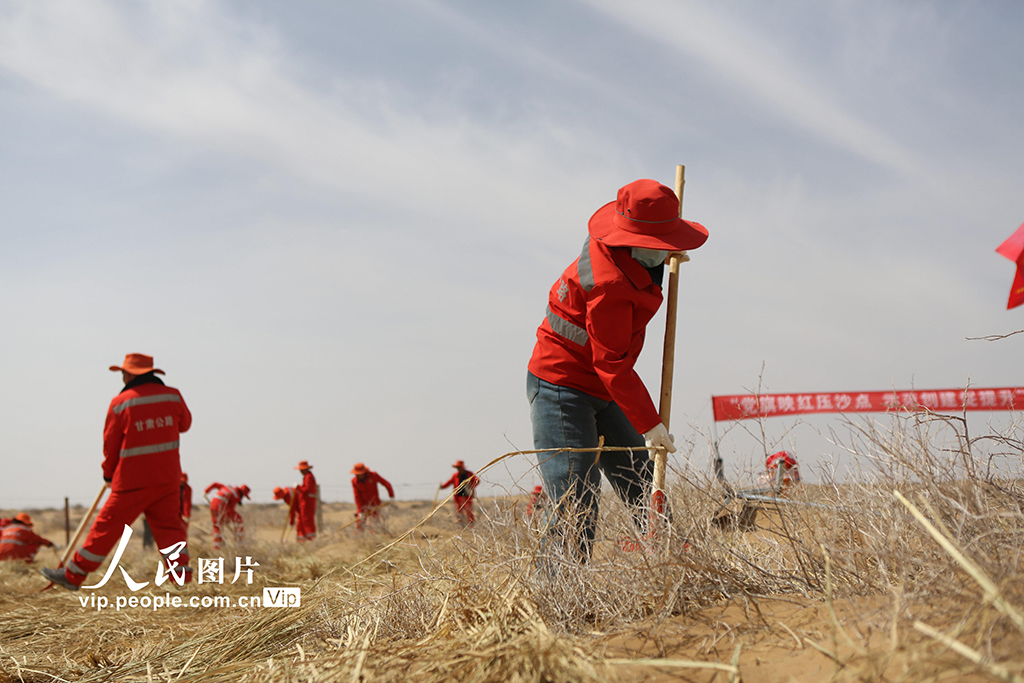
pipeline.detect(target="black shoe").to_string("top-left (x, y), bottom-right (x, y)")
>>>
top-left (41, 566), bottom-right (79, 591)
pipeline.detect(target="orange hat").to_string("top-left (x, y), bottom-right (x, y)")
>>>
top-left (295, 460), bottom-right (312, 471)
top-left (15, 513), bottom-right (32, 525)
top-left (181, 472), bottom-right (189, 483)
top-left (532, 485), bottom-right (544, 494)
top-left (272, 486), bottom-right (286, 500)
top-left (238, 485), bottom-right (251, 499)
top-left (351, 463), bottom-right (368, 475)
top-left (109, 353), bottom-right (165, 376)
top-left (452, 460), bottom-right (465, 469)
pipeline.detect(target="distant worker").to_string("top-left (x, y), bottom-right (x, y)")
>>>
top-left (0, 514), bottom-right (55, 563)
top-left (180, 472), bottom-right (192, 533)
top-left (765, 451), bottom-right (801, 491)
top-left (526, 179), bottom-right (709, 561)
top-left (526, 485), bottom-right (548, 518)
top-left (351, 463), bottom-right (394, 532)
top-left (205, 482), bottom-right (250, 550)
top-left (42, 354), bottom-right (193, 590)
top-left (439, 460), bottom-right (480, 526)
top-left (294, 460), bottom-right (318, 541)
top-left (273, 486), bottom-right (299, 530)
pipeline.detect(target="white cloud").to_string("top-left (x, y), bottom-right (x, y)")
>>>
top-left (577, 0), bottom-right (925, 178)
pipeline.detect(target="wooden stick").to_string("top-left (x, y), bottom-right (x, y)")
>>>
top-left (59, 483), bottom-right (107, 568)
top-left (652, 165), bottom-right (687, 510)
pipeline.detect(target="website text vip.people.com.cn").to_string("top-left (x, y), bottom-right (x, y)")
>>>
top-left (77, 587), bottom-right (301, 612)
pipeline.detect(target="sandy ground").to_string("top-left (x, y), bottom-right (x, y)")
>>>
top-left (0, 497), bottom-right (1016, 682)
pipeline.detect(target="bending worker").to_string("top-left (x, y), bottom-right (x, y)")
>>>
top-left (43, 354), bottom-right (193, 589)
top-left (350, 463), bottom-right (394, 532)
top-left (205, 482), bottom-right (250, 550)
top-left (526, 179), bottom-right (708, 560)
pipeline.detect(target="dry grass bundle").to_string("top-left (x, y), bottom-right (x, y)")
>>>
top-left (1, 412), bottom-right (1023, 682)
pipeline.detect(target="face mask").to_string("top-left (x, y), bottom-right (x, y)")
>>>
top-left (631, 247), bottom-right (668, 268)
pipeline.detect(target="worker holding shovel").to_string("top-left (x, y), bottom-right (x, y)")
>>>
top-left (42, 353), bottom-right (193, 590)
top-left (526, 178), bottom-right (708, 561)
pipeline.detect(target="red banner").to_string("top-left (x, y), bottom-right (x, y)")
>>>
top-left (712, 388), bottom-right (1024, 422)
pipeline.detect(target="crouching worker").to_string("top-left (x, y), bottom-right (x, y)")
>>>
top-left (526, 179), bottom-right (708, 561)
top-left (205, 483), bottom-right (250, 550)
top-left (1, 514), bottom-right (56, 563)
top-left (351, 463), bottom-right (394, 532)
top-left (42, 354), bottom-right (193, 590)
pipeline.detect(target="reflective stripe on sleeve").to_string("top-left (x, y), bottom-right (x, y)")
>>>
top-left (0, 539), bottom-right (26, 546)
top-left (578, 237), bottom-right (595, 292)
top-left (545, 305), bottom-right (588, 346)
top-left (112, 393), bottom-right (182, 415)
top-left (120, 440), bottom-right (180, 458)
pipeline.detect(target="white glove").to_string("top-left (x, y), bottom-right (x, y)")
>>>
top-left (644, 423), bottom-right (676, 453)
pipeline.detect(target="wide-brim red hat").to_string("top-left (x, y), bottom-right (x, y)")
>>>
top-left (588, 179), bottom-right (709, 251)
top-left (452, 460), bottom-right (465, 469)
top-left (15, 513), bottom-right (32, 525)
top-left (295, 460), bottom-right (312, 470)
top-left (109, 353), bottom-right (165, 375)
top-left (351, 463), bottom-right (368, 475)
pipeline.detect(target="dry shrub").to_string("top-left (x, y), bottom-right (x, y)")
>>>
top-left (1, 412), bottom-right (1023, 682)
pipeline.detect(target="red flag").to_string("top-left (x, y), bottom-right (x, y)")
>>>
top-left (996, 222), bottom-right (1024, 309)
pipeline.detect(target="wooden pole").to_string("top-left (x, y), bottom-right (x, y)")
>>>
top-left (280, 491), bottom-right (297, 543)
top-left (651, 165), bottom-right (688, 518)
top-left (58, 484), bottom-right (107, 568)
top-left (316, 484), bottom-right (324, 535)
top-left (64, 497), bottom-right (70, 547)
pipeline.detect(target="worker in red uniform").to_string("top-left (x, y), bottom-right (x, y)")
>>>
top-left (180, 472), bottom-right (192, 534)
top-left (273, 486), bottom-right (299, 530)
top-left (1, 514), bottom-right (56, 563)
top-left (294, 460), bottom-right (318, 541)
top-left (765, 451), bottom-right (801, 491)
top-left (439, 460), bottom-right (480, 526)
top-left (351, 463), bottom-right (394, 532)
top-left (205, 483), bottom-right (250, 549)
top-left (527, 179), bottom-right (708, 560)
top-left (42, 354), bottom-right (193, 590)
top-left (526, 485), bottom-right (548, 518)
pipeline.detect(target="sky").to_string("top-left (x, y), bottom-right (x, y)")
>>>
top-left (1, 0), bottom-right (1022, 508)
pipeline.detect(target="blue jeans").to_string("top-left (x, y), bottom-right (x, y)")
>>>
top-left (527, 372), bottom-right (652, 559)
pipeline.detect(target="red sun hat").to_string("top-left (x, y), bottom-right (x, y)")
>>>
top-left (238, 485), bottom-right (251, 499)
top-left (351, 463), bottom-right (368, 475)
top-left (452, 460), bottom-right (465, 469)
top-left (588, 179), bottom-right (709, 251)
top-left (15, 513), bottom-right (32, 525)
top-left (109, 353), bottom-right (165, 375)
top-left (295, 460), bottom-right (312, 471)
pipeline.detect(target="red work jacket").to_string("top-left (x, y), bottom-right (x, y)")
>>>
top-left (103, 376), bottom-right (192, 491)
top-left (296, 472), bottom-right (317, 514)
top-left (528, 237), bottom-right (664, 434)
top-left (441, 470), bottom-right (479, 498)
top-left (0, 523), bottom-right (52, 561)
top-left (351, 471), bottom-right (394, 511)
top-left (205, 483), bottom-right (243, 510)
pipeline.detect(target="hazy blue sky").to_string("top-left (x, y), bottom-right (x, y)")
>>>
top-left (2, 0), bottom-right (1022, 508)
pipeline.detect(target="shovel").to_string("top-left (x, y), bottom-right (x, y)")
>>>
top-left (650, 164), bottom-right (688, 527)
top-left (41, 483), bottom-right (107, 591)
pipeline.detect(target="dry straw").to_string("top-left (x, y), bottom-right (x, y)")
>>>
top-left (2, 410), bottom-right (1023, 681)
